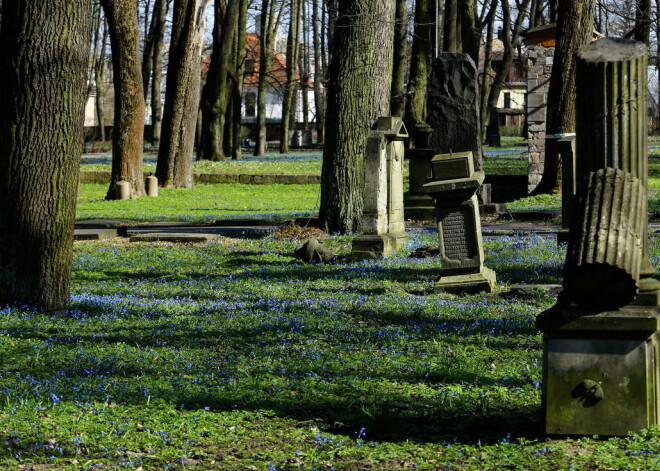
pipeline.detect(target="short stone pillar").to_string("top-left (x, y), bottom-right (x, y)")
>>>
top-left (423, 151), bottom-right (496, 293)
top-left (115, 180), bottom-right (130, 200)
top-left (404, 122), bottom-right (436, 221)
top-left (146, 175), bottom-right (158, 197)
top-left (352, 117), bottom-right (408, 260)
top-left (486, 107), bottom-right (501, 147)
top-left (537, 38), bottom-right (660, 437)
top-left (551, 134), bottom-right (576, 244)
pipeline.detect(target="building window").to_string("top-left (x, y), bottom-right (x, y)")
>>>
top-left (244, 92), bottom-right (256, 117)
top-left (244, 59), bottom-right (255, 76)
top-left (503, 92), bottom-right (511, 109)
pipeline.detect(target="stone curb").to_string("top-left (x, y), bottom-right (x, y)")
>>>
top-left (79, 171), bottom-right (322, 185)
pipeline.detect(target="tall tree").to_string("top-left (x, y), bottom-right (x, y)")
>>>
top-left (535, 0), bottom-right (596, 194)
top-left (100, 0), bottom-right (147, 199)
top-left (404, 0), bottom-right (433, 139)
top-left (634, 0), bottom-right (652, 44)
top-left (319, 0), bottom-right (394, 233)
top-left (254, 0), bottom-right (285, 156)
top-left (0, 0), bottom-right (91, 309)
top-left (280, 0), bottom-right (303, 153)
top-left (390, 0), bottom-right (409, 117)
top-left (142, 0), bottom-right (169, 146)
top-left (156, 0), bottom-right (211, 187)
top-left (229, 0), bottom-right (250, 160)
top-left (90, 5), bottom-right (110, 143)
top-left (311, 0), bottom-right (326, 143)
top-left (478, 0), bottom-right (498, 143)
top-left (200, 0), bottom-right (241, 161)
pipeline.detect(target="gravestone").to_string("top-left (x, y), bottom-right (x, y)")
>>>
top-left (486, 107), bottom-right (501, 147)
top-left (537, 38), bottom-right (660, 437)
top-left (554, 134), bottom-right (576, 244)
top-left (404, 52), bottom-right (483, 221)
top-left (352, 117), bottom-right (408, 260)
top-left (115, 180), bottom-right (130, 200)
top-left (423, 151), bottom-right (496, 293)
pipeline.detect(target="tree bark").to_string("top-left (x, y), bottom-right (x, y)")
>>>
top-left (312, 0), bottom-right (326, 143)
top-left (142, 0), bottom-right (168, 146)
top-left (101, 0), bottom-right (146, 199)
top-left (444, 0), bottom-right (458, 52)
top-left (93, 9), bottom-right (109, 142)
top-left (230, 0), bottom-right (250, 160)
top-left (404, 0), bottom-right (433, 141)
top-left (255, 0), bottom-right (284, 156)
top-left (156, 0), bottom-right (211, 188)
top-left (634, 0), bottom-right (651, 45)
top-left (319, 0), bottom-right (394, 233)
top-left (478, 0), bottom-right (497, 143)
top-left (200, 0), bottom-right (240, 161)
top-left (280, 0), bottom-right (302, 153)
top-left (0, 0), bottom-right (91, 309)
top-left (390, 0), bottom-right (408, 117)
top-left (535, 0), bottom-right (596, 194)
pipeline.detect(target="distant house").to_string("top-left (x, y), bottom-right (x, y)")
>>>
top-left (478, 37), bottom-right (527, 130)
top-left (241, 33), bottom-right (315, 129)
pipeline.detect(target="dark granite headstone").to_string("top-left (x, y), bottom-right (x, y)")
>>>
top-left (426, 53), bottom-right (482, 171)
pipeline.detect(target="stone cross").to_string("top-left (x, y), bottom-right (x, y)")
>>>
top-left (351, 117), bottom-right (408, 260)
top-left (423, 151), bottom-right (496, 293)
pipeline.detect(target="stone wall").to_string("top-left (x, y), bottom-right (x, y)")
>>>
top-left (526, 44), bottom-right (554, 193)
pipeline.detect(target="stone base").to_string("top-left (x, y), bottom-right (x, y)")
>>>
top-left (537, 304), bottom-right (660, 436)
top-left (434, 266), bottom-right (496, 294)
top-left (404, 194), bottom-right (436, 221)
top-left (352, 233), bottom-right (408, 261)
top-left (480, 203), bottom-right (507, 215)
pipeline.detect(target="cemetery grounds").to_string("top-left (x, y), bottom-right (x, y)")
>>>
top-left (4, 138), bottom-right (660, 469)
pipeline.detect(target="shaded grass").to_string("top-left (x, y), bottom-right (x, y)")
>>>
top-left (2, 230), bottom-right (660, 469)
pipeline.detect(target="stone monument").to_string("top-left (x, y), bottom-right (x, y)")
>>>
top-left (486, 107), bottom-right (501, 147)
top-left (352, 117), bottom-right (408, 260)
top-left (422, 151), bottom-right (496, 293)
top-left (404, 52), bottom-right (483, 221)
top-left (537, 38), bottom-right (660, 436)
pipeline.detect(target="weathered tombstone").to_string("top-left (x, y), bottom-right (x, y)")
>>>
top-left (403, 122), bottom-right (436, 220)
top-left (423, 151), bottom-right (496, 293)
top-left (551, 134), bottom-right (576, 244)
top-left (146, 175), bottom-right (158, 197)
top-left (404, 52), bottom-right (483, 221)
top-left (115, 180), bottom-right (130, 200)
top-left (537, 38), bottom-right (660, 437)
top-left (290, 130), bottom-right (312, 148)
top-left (352, 117), bottom-right (408, 260)
top-left (486, 106), bottom-right (501, 147)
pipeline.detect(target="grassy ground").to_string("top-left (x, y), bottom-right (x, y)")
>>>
top-left (77, 183), bottom-right (321, 222)
top-left (2, 231), bottom-right (660, 469)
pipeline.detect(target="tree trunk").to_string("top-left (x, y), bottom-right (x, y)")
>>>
top-left (230, 0), bottom-right (249, 160)
top-left (460, 0), bottom-right (478, 63)
top-left (255, 0), bottom-right (284, 156)
top-left (478, 0), bottom-right (497, 143)
top-left (299, 8), bottom-right (311, 132)
top-left (143, 0), bottom-right (168, 146)
top-left (0, 0), bottom-right (91, 309)
top-left (634, 0), bottom-right (651, 45)
top-left (319, 0), bottom-right (394, 233)
top-left (389, 0), bottom-right (408, 117)
top-left (280, 0), bottom-right (302, 153)
top-left (535, 0), bottom-right (596, 194)
top-left (156, 0), bottom-right (211, 188)
top-left (94, 11), bottom-right (109, 142)
top-left (404, 0), bottom-right (433, 141)
top-left (200, 0), bottom-right (240, 161)
top-left (312, 0), bottom-right (326, 143)
top-left (101, 0), bottom-right (146, 199)
top-left (444, 0), bottom-right (458, 52)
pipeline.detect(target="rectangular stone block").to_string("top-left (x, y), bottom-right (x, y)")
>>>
top-left (544, 336), bottom-right (657, 435)
top-left (431, 151), bottom-right (474, 180)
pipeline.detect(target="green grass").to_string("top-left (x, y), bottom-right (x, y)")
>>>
top-left (2, 231), bottom-right (660, 469)
top-left (76, 183), bottom-right (320, 222)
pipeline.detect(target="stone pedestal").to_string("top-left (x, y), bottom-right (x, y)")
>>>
top-left (555, 134), bottom-right (576, 244)
top-left (423, 151), bottom-right (496, 294)
top-left (146, 175), bottom-right (159, 197)
top-left (352, 117), bottom-right (408, 260)
top-left (538, 38), bottom-right (660, 437)
top-left (115, 180), bottom-right (130, 200)
top-left (404, 123), bottom-right (436, 221)
top-left (537, 305), bottom-right (660, 436)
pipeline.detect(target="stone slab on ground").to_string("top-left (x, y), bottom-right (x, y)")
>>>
top-left (75, 219), bottom-right (133, 228)
top-left (129, 233), bottom-right (223, 243)
top-left (74, 229), bottom-right (118, 240)
top-left (127, 225), bottom-right (276, 238)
